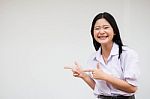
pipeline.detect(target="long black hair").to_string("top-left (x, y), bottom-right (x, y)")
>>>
top-left (91, 12), bottom-right (123, 58)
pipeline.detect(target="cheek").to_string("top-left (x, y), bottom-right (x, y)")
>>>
top-left (93, 32), bottom-right (98, 38)
top-left (110, 34), bottom-right (115, 41)
top-left (107, 30), bottom-right (115, 37)
top-left (93, 31), bottom-right (99, 35)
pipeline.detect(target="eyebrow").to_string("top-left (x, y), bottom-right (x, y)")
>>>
top-left (94, 25), bottom-right (110, 27)
top-left (103, 25), bottom-right (110, 26)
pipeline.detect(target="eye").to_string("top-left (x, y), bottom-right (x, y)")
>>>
top-left (94, 27), bottom-right (100, 30)
top-left (104, 26), bottom-right (109, 29)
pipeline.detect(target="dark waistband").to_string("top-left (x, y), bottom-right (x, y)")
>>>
top-left (97, 95), bottom-right (135, 99)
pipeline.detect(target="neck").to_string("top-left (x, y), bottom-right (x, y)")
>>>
top-left (101, 42), bottom-right (113, 58)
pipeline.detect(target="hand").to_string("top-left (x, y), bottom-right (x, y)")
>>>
top-left (83, 63), bottom-right (107, 80)
top-left (64, 61), bottom-right (87, 78)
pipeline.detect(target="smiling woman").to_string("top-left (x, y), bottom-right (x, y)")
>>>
top-left (65, 12), bottom-right (140, 99)
top-left (93, 19), bottom-right (114, 46)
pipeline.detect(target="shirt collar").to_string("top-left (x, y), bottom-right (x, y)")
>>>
top-left (94, 43), bottom-right (119, 61)
top-left (110, 43), bottom-right (119, 56)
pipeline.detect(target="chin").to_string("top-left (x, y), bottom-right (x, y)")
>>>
top-left (98, 40), bottom-right (108, 44)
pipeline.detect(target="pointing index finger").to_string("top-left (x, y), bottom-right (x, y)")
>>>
top-left (82, 69), bottom-right (93, 72)
top-left (64, 66), bottom-right (73, 70)
top-left (74, 61), bottom-right (81, 67)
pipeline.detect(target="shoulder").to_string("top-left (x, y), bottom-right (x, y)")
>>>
top-left (122, 45), bottom-right (138, 59)
top-left (85, 51), bottom-right (98, 69)
top-left (87, 51), bottom-right (97, 61)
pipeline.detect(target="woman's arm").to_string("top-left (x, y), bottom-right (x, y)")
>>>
top-left (81, 73), bottom-right (95, 90)
top-left (104, 73), bottom-right (137, 93)
top-left (65, 62), bottom-right (96, 90)
top-left (72, 65), bottom-right (96, 90)
top-left (87, 63), bottom-right (137, 93)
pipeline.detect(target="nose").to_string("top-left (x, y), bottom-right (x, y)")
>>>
top-left (98, 28), bottom-right (105, 34)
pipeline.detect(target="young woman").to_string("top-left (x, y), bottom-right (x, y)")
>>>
top-left (64, 12), bottom-right (140, 99)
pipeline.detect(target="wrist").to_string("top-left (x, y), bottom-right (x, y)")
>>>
top-left (81, 73), bottom-right (89, 79)
top-left (103, 73), bottom-right (113, 82)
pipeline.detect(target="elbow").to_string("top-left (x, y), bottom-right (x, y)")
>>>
top-left (128, 86), bottom-right (137, 93)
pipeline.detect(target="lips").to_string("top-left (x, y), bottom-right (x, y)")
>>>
top-left (98, 36), bottom-right (108, 40)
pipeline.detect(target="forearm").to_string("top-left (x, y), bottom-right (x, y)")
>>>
top-left (82, 73), bottom-right (96, 90)
top-left (104, 74), bottom-right (137, 93)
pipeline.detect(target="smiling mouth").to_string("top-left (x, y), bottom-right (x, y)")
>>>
top-left (98, 36), bottom-right (108, 40)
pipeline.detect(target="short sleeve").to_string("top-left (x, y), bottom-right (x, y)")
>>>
top-left (123, 50), bottom-right (140, 86)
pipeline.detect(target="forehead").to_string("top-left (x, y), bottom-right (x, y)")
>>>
top-left (95, 18), bottom-right (111, 26)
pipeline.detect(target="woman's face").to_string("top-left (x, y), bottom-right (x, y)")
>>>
top-left (93, 18), bottom-right (115, 45)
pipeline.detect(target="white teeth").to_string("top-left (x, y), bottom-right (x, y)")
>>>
top-left (99, 36), bottom-right (107, 40)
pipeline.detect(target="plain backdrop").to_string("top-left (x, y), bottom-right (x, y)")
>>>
top-left (0, 0), bottom-right (150, 99)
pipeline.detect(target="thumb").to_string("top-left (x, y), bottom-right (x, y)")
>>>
top-left (97, 62), bottom-right (100, 69)
top-left (74, 61), bottom-right (81, 68)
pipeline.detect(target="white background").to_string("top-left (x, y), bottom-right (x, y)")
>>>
top-left (0, 0), bottom-right (150, 99)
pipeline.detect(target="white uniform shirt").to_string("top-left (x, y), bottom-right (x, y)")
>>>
top-left (86, 43), bottom-right (140, 97)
